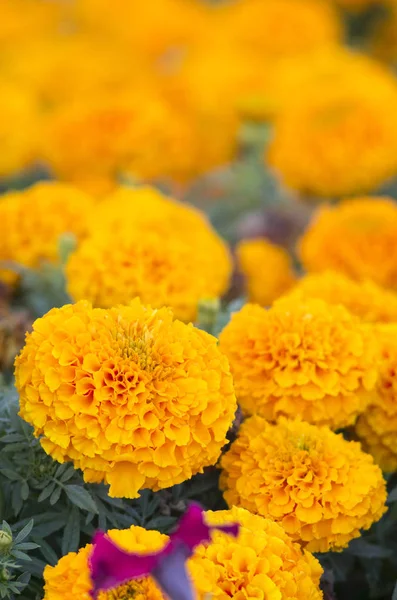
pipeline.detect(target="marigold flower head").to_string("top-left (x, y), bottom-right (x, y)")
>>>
top-left (0, 182), bottom-right (94, 285)
top-left (221, 416), bottom-right (387, 552)
top-left (219, 298), bottom-right (379, 428)
top-left (0, 81), bottom-right (40, 177)
top-left (43, 86), bottom-right (237, 194)
top-left (286, 271), bottom-right (397, 324)
top-left (15, 299), bottom-right (237, 498)
top-left (44, 507), bottom-right (323, 600)
top-left (43, 525), bottom-right (167, 600)
top-left (267, 86), bottom-right (397, 198)
top-left (299, 197), bottom-right (397, 289)
top-left (191, 506), bottom-right (323, 600)
top-left (66, 187), bottom-right (232, 322)
top-left (73, 0), bottom-right (209, 64)
top-left (237, 238), bottom-right (296, 306)
top-left (218, 0), bottom-right (341, 61)
top-left (241, 47), bottom-right (397, 121)
top-left (356, 324), bottom-right (397, 472)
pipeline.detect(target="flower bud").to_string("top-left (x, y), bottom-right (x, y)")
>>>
top-left (0, 530), bottom-right (12, 553)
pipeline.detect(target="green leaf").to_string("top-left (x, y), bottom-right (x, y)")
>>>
top-left (32, 537), bottom-right (58, 566)
top-left (387, 486), bottom-right (397, 504)
top-left (37, 482), bottom-right (57, 503)
top-left (49, 486), bottom-right (62, 506)
top-left (61, 507), bottom-right (80, 555)
top-left (65, 485), bottom-right (98, 513)
top-left (0, 470), bottom-right (21, 481)
top-left (346, 539), bottom-right (393, 559)
top-left (392, 581), bottom-right (397, 600)
top-left (14, 519), bottom-right (33, 544)
top-left (20, 482), bottom-right (29, 502)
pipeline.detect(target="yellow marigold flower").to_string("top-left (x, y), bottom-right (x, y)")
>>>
top-left (43, 508), bottom-right (323, 600)
top-left (43, 525), bottom-right (167, 599)
top-left (267, 86), bottom-right (397, 198)
top-left (0, 82), bottom-right (40, 178)
top-left (356, 324), bottom-right (397, 472)
top-left (242, 47), bottom-right (397, 121)
top-left (286, 271), bottom-right (397, 323)
top-left (66, 187), bottom-right (231, 322)
top-left (73, 0), bottom-right (209, 64)
top-left (299, 197), bottom-right (397, 289)
top-left (0, 182), bottom-right (94, 286)
top-left (43, 84), bottom-right (238, 194)
top-left (237, 238), bottom-right (296, 306)
top-left (220, 416), bottom-right (387, 552)
top-left (192, 506), bottom-right (323, 600)
top-left (218, 0), bottom-right (341, 61)
top-left (219, 298), bottom-right (378, 428)
top-left (15, 299), bottom-right (237, 498)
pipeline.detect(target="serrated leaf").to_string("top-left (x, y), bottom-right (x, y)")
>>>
top-left (65, 485), bottom-right (98, 513)
top-left (14, 519), bottom-right (33, 544)
top-left (61, 507), bottom-right (80, 555)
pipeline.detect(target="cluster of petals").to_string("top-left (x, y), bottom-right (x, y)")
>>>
top-left (220, 416), bottom-right (387, 552)
top-left (268, 86), bottom-right (397, 198)
top-left (66, 187), bottom-right (232, 322)
top-left (43, 507), bottom-right (323, 600)
top-left (356, 324), bottom-right (397, 472)
top-left (219, 298), bottom-right (379, 429)
top-left (237, 238), bottom-right (296, 307)
top-left (15, 298), bottom-right (237, 498)
top-left (299, 197), bottom-right (397, 289)
top-left (286, 271), bottom-right (397, 323)
top-left (0, 181), bottom-right (94, 286)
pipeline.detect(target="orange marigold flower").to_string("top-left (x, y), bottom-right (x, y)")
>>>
top-left (220, 416), bottom-right (387, 552)
top-left (66, 187), bottom-right (231, 322)
top-left (356, 324), bottom-right (397, 472)
top-left (15, 299), bottom-right (237, 498)
top-left (0, 181), bottom-right (94, 286)
top-left (42, 84), bottom-right (238, 194)
top-left (43, 508), bottom-right (323, 600)
top-left (218, 0), bottom-right (340, 61)
top-left (267, 86), bottom-right (397, 198)
top-left (237, 238), bottom-right (296, 306)
top-left (241, 47), bottom-right (397, 121)
top-left (0, 82), bottom-right (40, 178)
top-left (191, 506), bottom-right (323, 600)
top-left (286, 271), bottom-right (397, 323)
top-left (299, 197), bottom-right (397, 289)
top-left (219, 298), bottom-right (378, 428)
top-left (43, 525), bottom-right (167, 599)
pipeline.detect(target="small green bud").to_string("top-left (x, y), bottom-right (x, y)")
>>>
top-left (0, 567), bottom-right (10, 581)
top-left (0, 530), bottom-right (12, 553)
top-left (197, 298), bottom-right (221, 335)
top-left (58, 232), bottom-right (77, 265)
